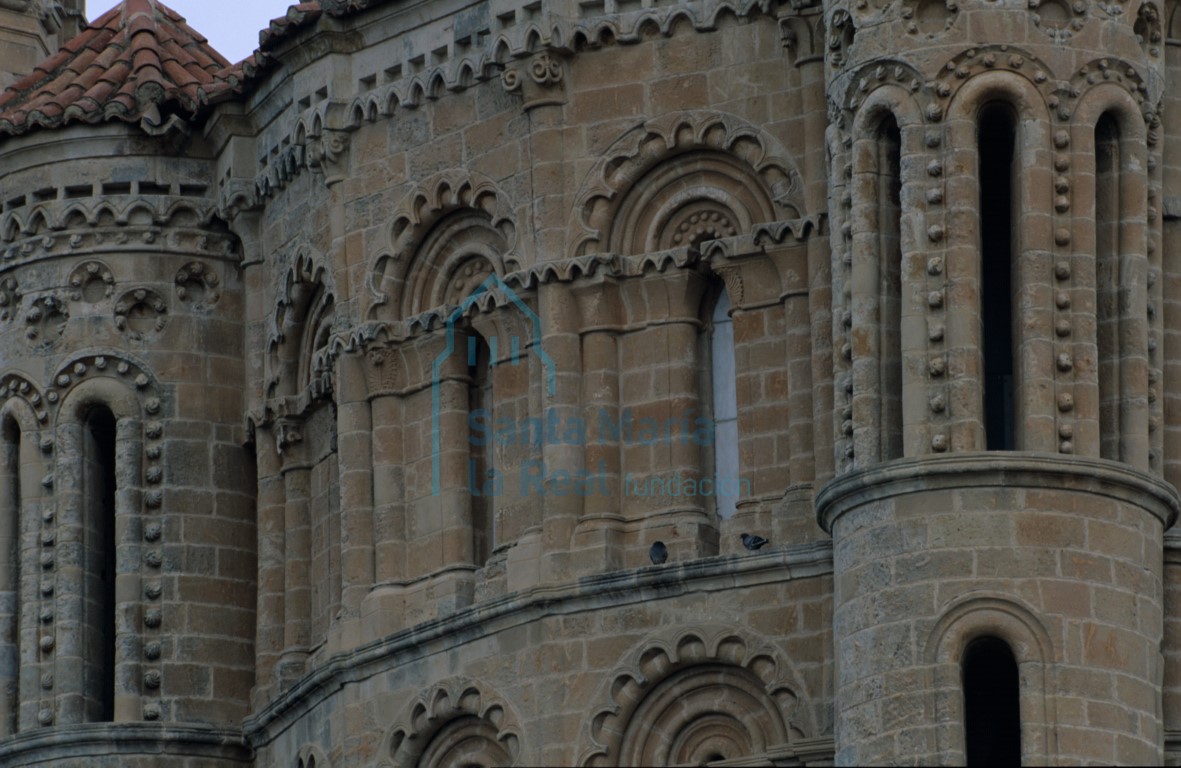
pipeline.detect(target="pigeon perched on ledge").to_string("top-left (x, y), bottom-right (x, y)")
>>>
top-left (649, 540), bottom-right (668, 565)
top-left (741, 533), bottom-right (769, 551)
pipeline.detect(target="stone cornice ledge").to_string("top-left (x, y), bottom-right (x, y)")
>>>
top-left (1162, 531), bottom-right (1181, 560)
top-left (817, 452), bottom-right (1181, 534)
top-left (0, 723), bottom-right (252, 765)
top-left (244, 540), bottom-right (834, 743)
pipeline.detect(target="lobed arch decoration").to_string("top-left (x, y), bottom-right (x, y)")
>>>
top-left (368, 171), bottom-right (518, 322)
top-left (609, 152), bottom-right (772, 256)
top-left (570, 111), bottom-right (805, 257)
top-left (377, 678), bottom-right (524, 768)
top-left (579, 626), bottom-right (811, 766)
top-left (0, 196), bottom-right (239, 266)
top-left (923, 593), bottom-right (1057, 765)
top-left (0, 197), bottom-right (219, 238)
top-left (267, 244), bottom-right (338, 401)
top-left (313, 0), bottom-right (786, 123)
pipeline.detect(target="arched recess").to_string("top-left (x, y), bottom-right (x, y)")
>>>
top-left (420, 287), bottom-right (547, 573)
top-left (580, 627), bottom-right (812, 766)
top-left (943, 71), bottom-right (1056, 452)
top-left (0, 396), bottom-right (38, 737)
top-left (1070, 85), bottom-right (1150, 468)
top-left (924, 593), bottom-right (1057, 765)
top-left (403, 213), bottom-right (506, 317)
top-left (848, 86), bottom-right (924, 465)
top-left (572, 111), bottom-right (805, 256)
top-left (586, 123), bottom-right (787, 524)
top-left (267, 247), bottom-right (338, 401)
top-left (607, 150), bottom-right (776, 255)
top-left (54, 375), bottom-right (145, 725)
top-left (368, 171), bottom-right (517, 321)
top-left (378, 678), bottom-right (524, 768)
top-left (266, 245), bottom-right (343, 657)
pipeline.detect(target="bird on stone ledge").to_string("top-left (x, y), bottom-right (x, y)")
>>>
top-left (741, 533), bottom-right (769, 551)
top-left (649, 540), bottom-right (668, 565)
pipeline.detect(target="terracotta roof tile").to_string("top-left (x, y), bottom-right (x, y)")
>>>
top-left (259, 3), bottom-right (324, 48)
top-left (0, 0), bottom-right (240, 137)
top-left (0, 0), bottom-right (405, 138)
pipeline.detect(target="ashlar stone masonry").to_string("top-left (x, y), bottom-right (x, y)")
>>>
top-left (0, 0), bottom-right (1178, 765)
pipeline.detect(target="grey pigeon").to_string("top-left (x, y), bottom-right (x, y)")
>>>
top-left (741, 533), bottom-right (769, 551)
top-left (649, 540), bottom-right (668, 565)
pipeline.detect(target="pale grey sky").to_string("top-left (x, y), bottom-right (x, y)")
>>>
top-left (85, 1), bottom-right (286, 64)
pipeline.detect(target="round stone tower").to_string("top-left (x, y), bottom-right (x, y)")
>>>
top-left (0, 2), bottom-right (254, 764)
top-left (819, 0), bottom-right (1179, 763)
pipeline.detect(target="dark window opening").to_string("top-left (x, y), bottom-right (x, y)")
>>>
top-left (468, 333), bottom-right (494, 565)
top-left (1, 418), bottom-right (19, 736)
top-left (963, 635), bottom-right (1022, 766)
top-left (1096, 112), bottom-right (1120, 460)
top-left (878, 115), bottom-right (903, 460)
top-left (84, 407), bottom-right (117, 722)
top-left (979, 105), bottom-right (1016, 450)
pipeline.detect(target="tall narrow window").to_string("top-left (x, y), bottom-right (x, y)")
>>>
top-left (878, 116), bottom-right (903, 460)
top-left (963, 636), bottom-right (1022, 765)
top-left (0, 417), bottom-right (20, 736)
top-left (82, 406), bottom-right (116, 722)
top-left (711, 291), bottom-right (739, 519)
top-left (979, 105), bottom-right (1017, 450)
top-left (1096, 112), bottom-right (1120, 460)
top-left (468, 333), bottom-right (494, 564)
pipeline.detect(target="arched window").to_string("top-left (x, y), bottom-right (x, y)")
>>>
top-left (468, 332), bottom-right (494, 564)
top-left (299, 287), bottom-right (335, 392)
top-left (82, 405), bottom-right (117, 722)
top-left (978, 104), bottom-right (1017, 450)
top-left (710, 291), bottom-right (739, 519)
top-left (0, 416), bottom-right (20, 736)
top-left (962, 635), bottom-right (1021, 765)
top-left (876, 115), bottom-right (903, 460)
top-left (1095, 112), bottom-right (1120, 460)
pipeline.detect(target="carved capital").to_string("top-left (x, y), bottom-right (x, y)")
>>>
top-left (502, 52), bottom-right (567, 111)
top-left (274, 418), bottom-right (304, 456)
top-left (306, 129), bottom-right (351, 186)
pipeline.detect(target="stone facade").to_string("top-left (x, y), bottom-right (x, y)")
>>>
top-left (0, 0), bottom-right (1177, 765)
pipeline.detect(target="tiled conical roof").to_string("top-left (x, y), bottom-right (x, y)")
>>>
top-left (0, 0), bottom-right (241, 137)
